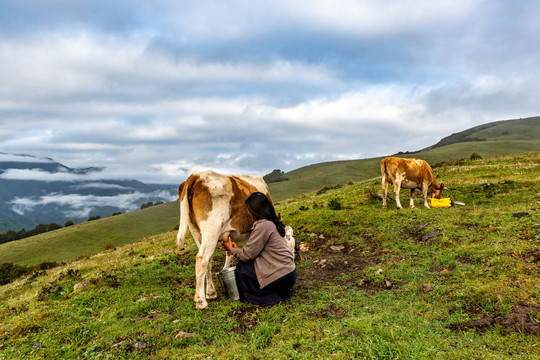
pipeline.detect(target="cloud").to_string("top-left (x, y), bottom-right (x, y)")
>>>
top-left (0, 153), bottom-right (55, 163)
top-left (0, 1), bottom-right (538, 183)
top-left (70, 182), bottom-right (135, 191)
top-left (9, 190), bottom-right (176, 219)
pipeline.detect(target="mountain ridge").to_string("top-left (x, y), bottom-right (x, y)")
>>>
top-left (0, 154), bottom-right (176, 232)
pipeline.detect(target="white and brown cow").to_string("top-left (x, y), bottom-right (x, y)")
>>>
top-left (176, 170), bottom-right (272, 309)
top-left (381, 157), bottom-right (444, 209)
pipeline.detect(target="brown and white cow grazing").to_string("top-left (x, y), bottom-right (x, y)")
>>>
top-left (176, 170), bottom-right (272, 309)
top-left (381, 157), bottom-right (444, 209)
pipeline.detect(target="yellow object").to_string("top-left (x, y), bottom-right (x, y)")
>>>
top-left (430, 197), bottom-right (452, 208)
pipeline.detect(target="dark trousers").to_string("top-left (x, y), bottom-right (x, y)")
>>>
top-left (235, 260), bottom-right (297, 306)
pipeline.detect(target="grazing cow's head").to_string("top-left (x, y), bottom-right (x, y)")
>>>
top-left (430, 183), bottom-right (445, 199)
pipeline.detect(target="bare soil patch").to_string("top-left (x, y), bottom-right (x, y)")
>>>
top-left (230, 305), bottom-right (263, 331)
top-left (294, 232), bottom-right (391, 296)
top-left (448, 305), bottom-right (540, 335)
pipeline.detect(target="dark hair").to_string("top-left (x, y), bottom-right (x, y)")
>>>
top-left (245, 192), bottom-right (285, 237)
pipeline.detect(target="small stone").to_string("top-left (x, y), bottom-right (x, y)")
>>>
top-left (330, 245), bottom-right (345, 251)
top-left (137, 295), bottom-right (162, 302)
top-left (132, 341), bottom-right (146, 350)
top-left (423, 284), bottom-right (433, 293)
top-left (175, 331), bottom-right (195, 338)
top-left (375, 268), bottom-right (383, 275)
top-left (73, 283), bottom-right (84, 291)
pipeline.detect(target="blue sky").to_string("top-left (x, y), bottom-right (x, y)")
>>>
top-left (0, 0), bottom-right (539, 184)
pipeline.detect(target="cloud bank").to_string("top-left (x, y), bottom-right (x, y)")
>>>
top-left (0, 1), bottom-right (538, 183)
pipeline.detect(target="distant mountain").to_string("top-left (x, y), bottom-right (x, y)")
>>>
top-left (0, 153), bottom-right (176, 232)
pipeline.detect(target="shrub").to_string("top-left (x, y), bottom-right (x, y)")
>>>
top-left (470, 152), bottom-right (483, 160)
top-left (0, 263), bottom-right (28, 285)
top-left (366, 186), bottom-right (380, 202)
top-left (0, 261), bottom-right (60, 285)
top-left (64, 220), bottom-right (74, 227)
top-left (104, 242), bottom-right (115, 251)
top-left (317, 185), bottom-right (342, 195)
top-left (328, 198), bottom-right (343, 210)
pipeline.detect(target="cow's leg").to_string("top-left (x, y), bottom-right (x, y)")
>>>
top-left (205, 256), bottom-right (217, 300)
top-left (382, 177), bottom-right (389, 208)
top-left (194, 236), bottom-right (219, 309)
top-left (393, 181), bottom-right (403, 209)
top-left (422, 185), bottom-right (430, 208)
top-left (409, 188), bottom-right (415, 208)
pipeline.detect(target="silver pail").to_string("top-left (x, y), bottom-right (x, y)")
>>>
top-left (217, 266), bottom-right (240, 301)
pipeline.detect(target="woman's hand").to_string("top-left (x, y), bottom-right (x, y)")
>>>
top-left (221, 237), bottom-right (238, 252)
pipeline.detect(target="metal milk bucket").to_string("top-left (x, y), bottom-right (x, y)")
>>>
top-left (217, 266), bottom-right (240, 301)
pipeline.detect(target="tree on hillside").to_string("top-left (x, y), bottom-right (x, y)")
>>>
top-left (263, 169), bottom-right (288, 183)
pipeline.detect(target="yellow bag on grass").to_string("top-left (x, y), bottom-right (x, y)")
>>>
top-left (430, 197), bottom-right (452, 208)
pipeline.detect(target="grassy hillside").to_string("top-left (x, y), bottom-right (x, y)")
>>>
top-left (0, 201), bottom-right (179, 266)
top-left (269, 117), bottom-right (540, 201)
top-left (1, 116), bottom-right (537, 266)
top-left (430, 116), bottom-right (540, 148)
top-left (1, 153), bottom-right (539, 359)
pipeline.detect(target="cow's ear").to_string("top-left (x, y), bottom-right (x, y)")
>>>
top-left (277, 213), bottom-right (281, 221)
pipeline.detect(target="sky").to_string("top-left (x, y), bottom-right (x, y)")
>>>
top-left (1, 0), bottom-right (539, 185)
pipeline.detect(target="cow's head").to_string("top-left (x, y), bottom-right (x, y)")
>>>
top-left (430, 183), bottom-right (444, 199)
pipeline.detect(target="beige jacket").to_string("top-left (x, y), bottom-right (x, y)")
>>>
top-left (230, 219), bottom-right (295, 288)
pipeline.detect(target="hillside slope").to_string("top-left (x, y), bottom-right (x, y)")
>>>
top-left (1, 153), bottom-right (538, 359)
top-left (429, 116), bottom-right (540, 148)
top-left (0, 201), bottom-right (179, 266)
top-left (269, 116), bottom-right (540, 201)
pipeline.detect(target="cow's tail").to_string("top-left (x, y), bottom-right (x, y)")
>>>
top-left (380, 158), bottom-right (387, 184)
top-left (176, 175), bottom-right (196, 250)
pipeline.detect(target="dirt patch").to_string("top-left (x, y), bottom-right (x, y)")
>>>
top-left (135, 311), bottom-right (164, 321)
top-left (504, 249), bottom-right (540, 264)
top-left (523, 249), bottom-right (540, 263)
top-left (402, 223), bottom-right (441, 243)
top-left (448, 305), bottom-right (540, 335)
top-left (160, 255), bottom-right (191, 267)
top-left (331, 220), bottom-right (349, 227)
top-left (322, 304), bottom-right (347, 319)
top-left (294, 228), bottom-right (389, 296)
top-left (296, 249), bottom-right (365, 291)
top-left (230, 304), bottom-right (262, 331)
top-left (455, 256), bottom-right (474, 265)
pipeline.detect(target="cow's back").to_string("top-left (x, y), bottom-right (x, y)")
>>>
top-left (179, 170), bottom-right (269, 237)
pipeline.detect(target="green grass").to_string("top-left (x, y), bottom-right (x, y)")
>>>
top-left (1, 153), bottom-right (539, 359)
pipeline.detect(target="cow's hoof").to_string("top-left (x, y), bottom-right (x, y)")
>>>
top-left (206, 291), bottom-right (218, 300)
top-left (195, 300), bottom-right (208, 309)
